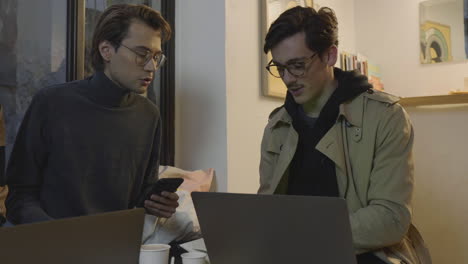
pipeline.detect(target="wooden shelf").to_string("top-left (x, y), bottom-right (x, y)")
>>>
top-left (399, 94), bottom-right (468, 107)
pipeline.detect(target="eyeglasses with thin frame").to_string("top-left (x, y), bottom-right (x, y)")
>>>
top-left (266, 53), bottom-right (317, 78)
top-left (120, 43), bottom-right (166, 69)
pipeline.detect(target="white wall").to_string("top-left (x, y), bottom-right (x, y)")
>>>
top-left (175, 0), bottom-right (228, 191)
top-left (225, 1), bottom-right (283, 193)
top-left (407, 104), bottom-right (468, 263)
top-left (315, 0), bottom-right (357, 54)
top-left (355, 0), bottom-right (468, 97)
top-left (355, 1), bottom-right (468, 263)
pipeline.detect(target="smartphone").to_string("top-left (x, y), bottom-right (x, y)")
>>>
top-left (137, 178), bottom-right (184, 207)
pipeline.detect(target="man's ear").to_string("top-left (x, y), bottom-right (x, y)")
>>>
top-left (98, 41), bottom-right (115, 62)
top-left (326, 45), bottom-right (338, 67)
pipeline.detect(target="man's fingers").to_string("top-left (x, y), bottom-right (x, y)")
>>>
top-left (150, 194), bottom-right (179, 207)
top-left (144, 201), bottom-right (176, 218)
top-left (160, 191), bottom-right (179, 201)
top-left (145, 207), bottom-right (172, 218)
top-left (144, 192), bottom-right (179, 218)
top-left (145, 199), bottom-right (176, 213)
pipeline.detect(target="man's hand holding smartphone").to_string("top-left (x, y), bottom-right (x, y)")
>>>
top-left (139, 178), bottom-right (183, 218)
top-left (145, 191), bottom-right (179, 218)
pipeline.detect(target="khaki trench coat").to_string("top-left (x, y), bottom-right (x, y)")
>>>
top-left (258, 90), bottom-right (431, 264)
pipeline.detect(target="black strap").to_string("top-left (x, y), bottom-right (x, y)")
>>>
top-left (356, 252), bottom-right (387, 264)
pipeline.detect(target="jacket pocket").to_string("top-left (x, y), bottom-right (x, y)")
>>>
top-left (266, 131), bottom-right (283, 155)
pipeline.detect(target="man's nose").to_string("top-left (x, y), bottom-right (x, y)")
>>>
top-left (144, 58), bottom-right (157, 72)
top-left (281, 69), bottom-right (297, 87)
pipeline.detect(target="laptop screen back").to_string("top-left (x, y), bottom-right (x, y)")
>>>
top-left (192, 192), bottom-right (357, 264)
top-left (0, 208), bottom-right (145, 264)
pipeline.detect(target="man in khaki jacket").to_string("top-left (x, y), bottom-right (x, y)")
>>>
top-left (259, 6), bottom-right (431, 264)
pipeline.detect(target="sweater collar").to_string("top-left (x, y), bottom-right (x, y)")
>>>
top-left (86, 71), bottom-right (137, 108)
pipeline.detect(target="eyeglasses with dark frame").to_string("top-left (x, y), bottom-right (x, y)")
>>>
top-left (266, 53), bottom-right (317, 78)
top-left (120, 43), bottom-right (166, 69)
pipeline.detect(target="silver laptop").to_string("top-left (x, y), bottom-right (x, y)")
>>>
top-left (0, 208), bottom-right (145, 264)
top-left (191, 192), bottom-right (357, 264)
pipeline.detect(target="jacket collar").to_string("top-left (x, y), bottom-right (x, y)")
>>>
top-left (269, 93), bottom-right (365, 129)
top-left (268, 107), bottom-right (291, 127)
top-left (338, 93), bottom-right (364, 128)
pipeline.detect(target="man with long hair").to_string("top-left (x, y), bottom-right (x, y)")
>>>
top-left (6, 4), bottom-right (178, 224)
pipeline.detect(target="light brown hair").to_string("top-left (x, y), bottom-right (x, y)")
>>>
top-left (90, 4), bottom-right (171, 71)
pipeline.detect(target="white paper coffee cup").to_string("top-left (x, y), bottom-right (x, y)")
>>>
top-left (181, 251), bottom-right (207, 264)
top-left (139, 244), bottom-right (171, 264)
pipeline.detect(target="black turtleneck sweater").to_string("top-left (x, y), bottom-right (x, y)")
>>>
top-left (5, 72), bottom-right (161, 224)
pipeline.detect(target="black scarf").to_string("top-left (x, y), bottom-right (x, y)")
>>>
top-left (285, 68), bottom-right (372, 196)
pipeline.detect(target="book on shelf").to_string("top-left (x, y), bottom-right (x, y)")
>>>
top-left (339, 51), bottom-right (368, 76)
top-left (367, 62), bottom-right (384, 91)
top-left (338, 51), bottom-right (383, 91)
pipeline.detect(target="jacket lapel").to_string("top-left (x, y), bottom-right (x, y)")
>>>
top-left (315, 95), bottom-right (365, 197)
top-left (267, 95), bottom-right (365, 196)
top-left (270, 124), bottom-right (298, 193)
top-left (316, 122), bottom-right (348, 197)
top-left (266, 109), bottom-right (298, 193)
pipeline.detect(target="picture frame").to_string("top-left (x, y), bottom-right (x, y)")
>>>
top-left (261, 0), bottom-right (315, 98)
top-left (420, 20), bottom-right (452, 64)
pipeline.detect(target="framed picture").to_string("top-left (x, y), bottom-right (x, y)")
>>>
top-left (261, 0), bottom-right (315, 98)
top-left (420, 21), bottom-right (452, 64)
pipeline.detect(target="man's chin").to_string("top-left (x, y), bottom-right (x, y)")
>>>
top-left (292, 95), bottom-right (307, 105)
top-left (134, 86), bottom-right (148, 95)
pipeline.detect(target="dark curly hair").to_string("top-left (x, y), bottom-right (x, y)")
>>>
top-left (264, 6), bottom-right (338, 56)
